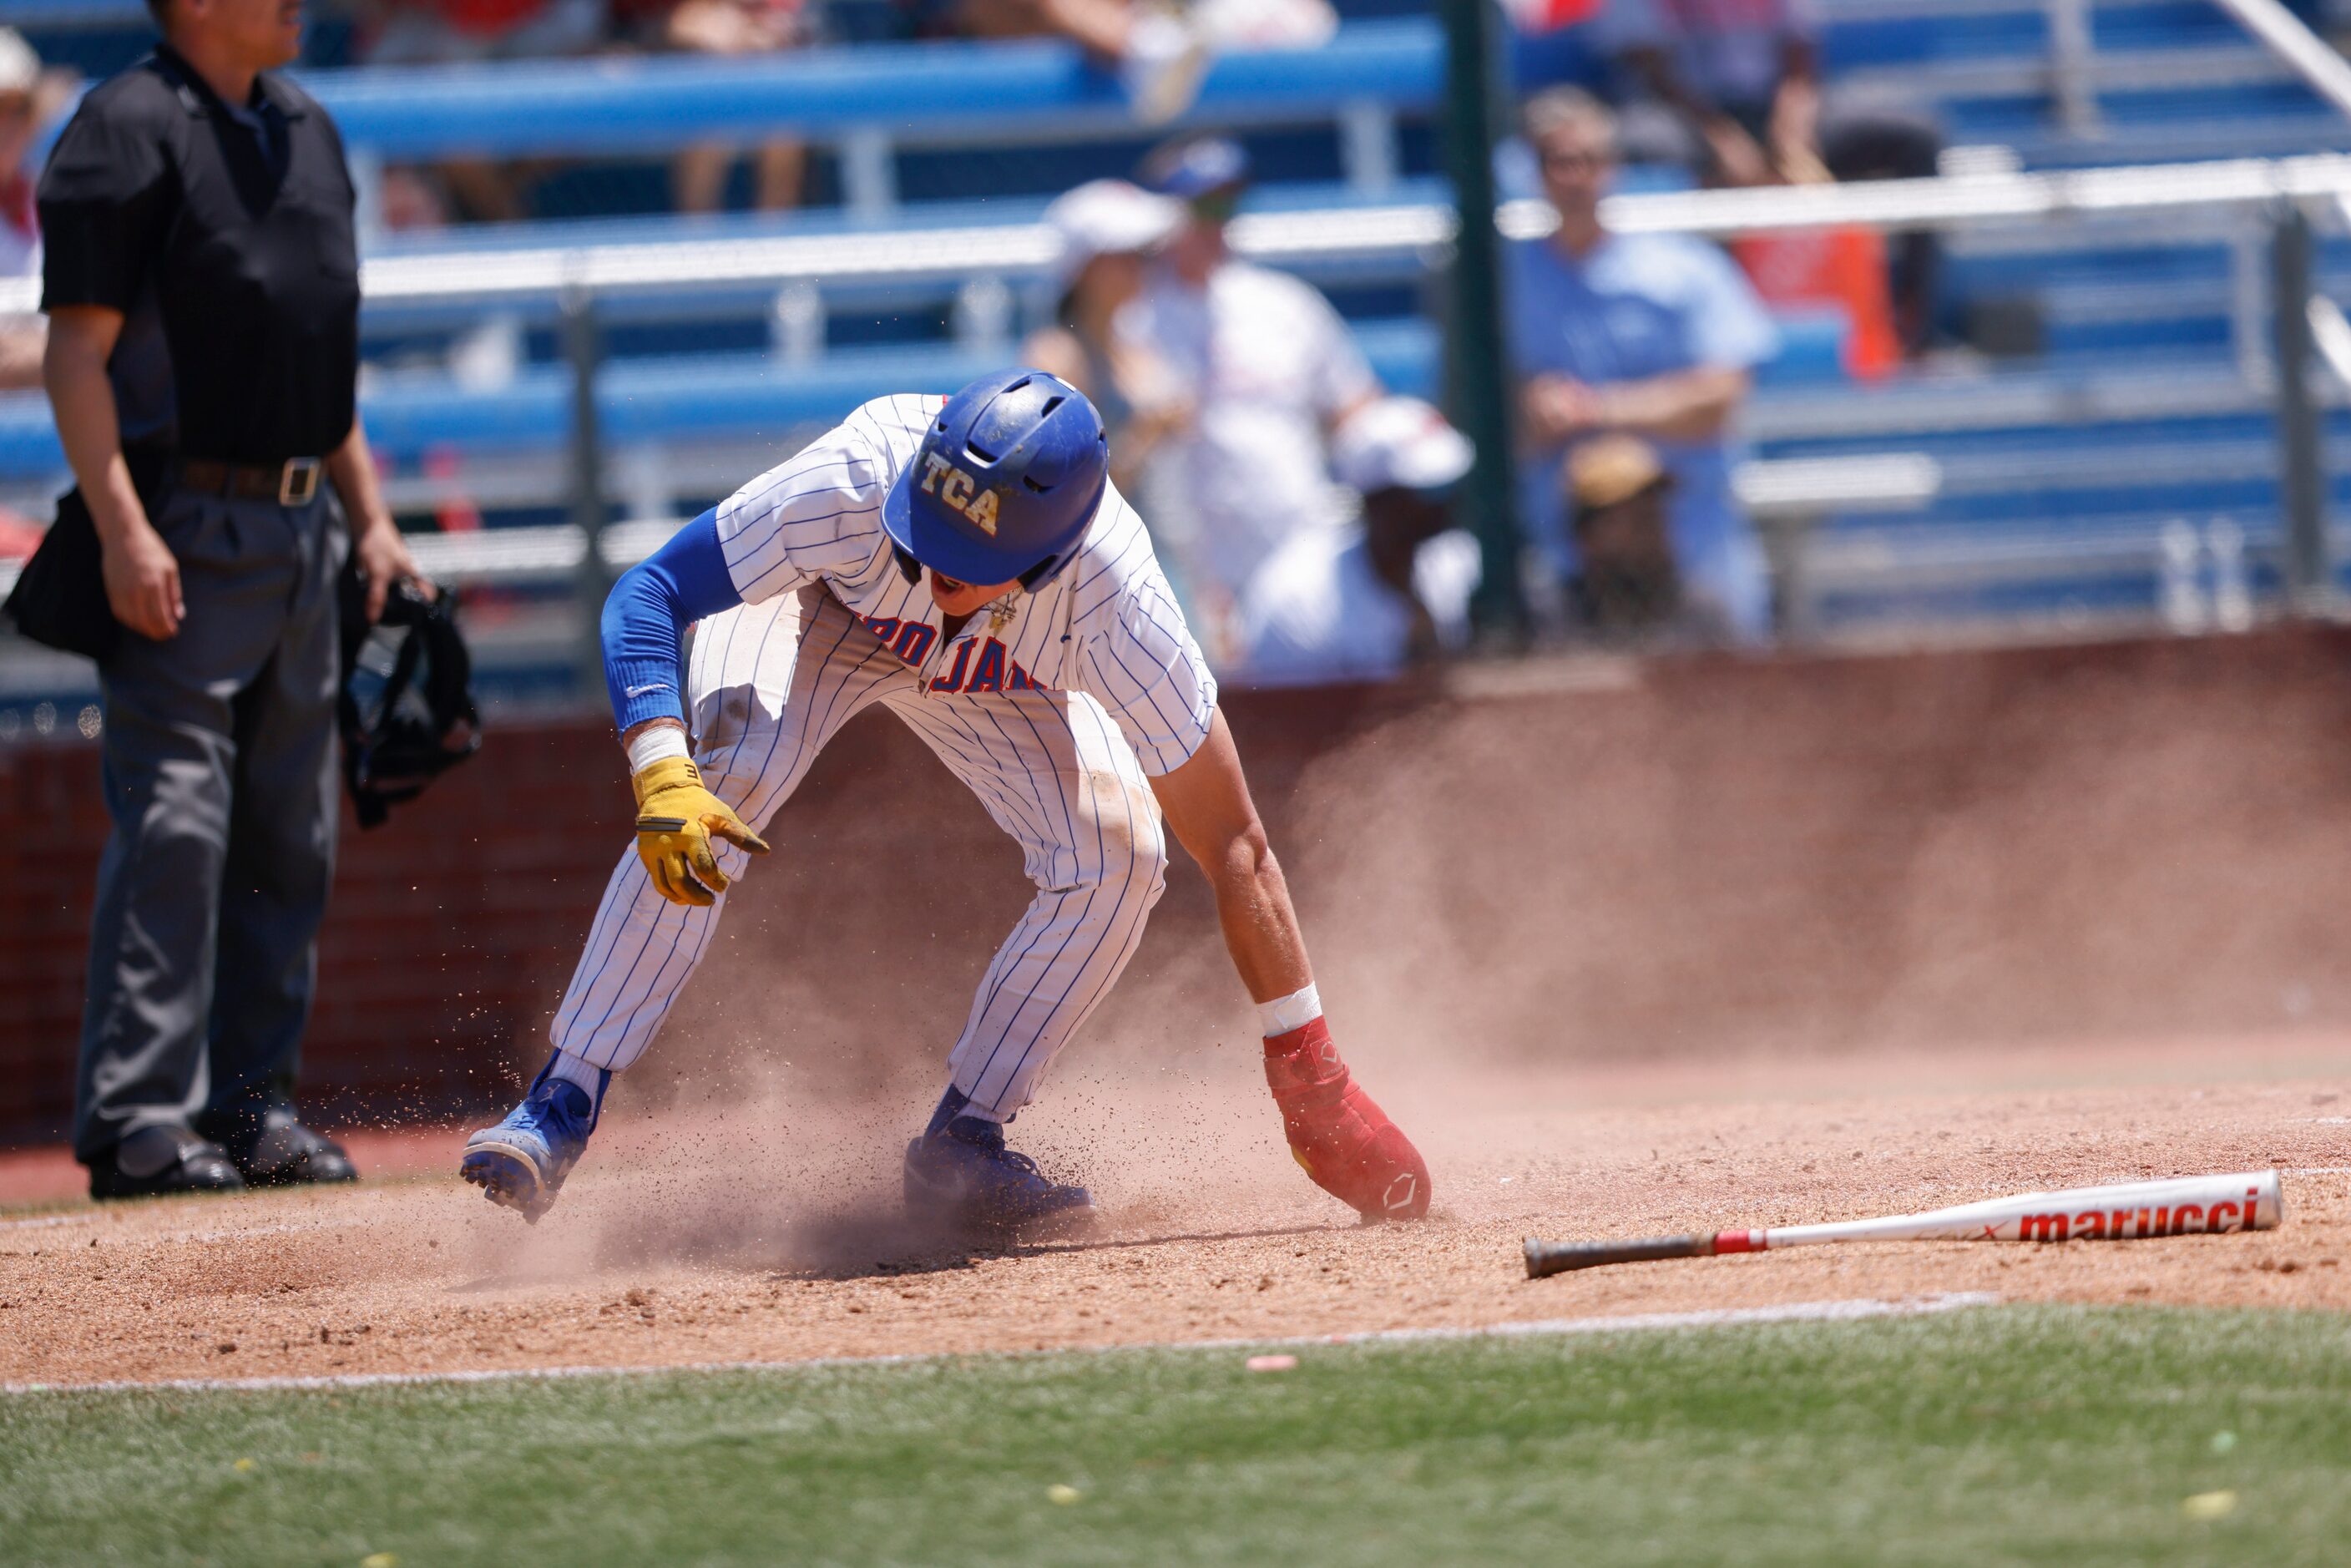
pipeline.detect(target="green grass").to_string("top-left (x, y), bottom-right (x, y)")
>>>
top-left (6, 1305), bottom-right (2351, 1566)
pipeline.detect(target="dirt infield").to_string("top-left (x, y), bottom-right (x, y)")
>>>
top-left (6, 1029), bottom-right (2348, 1389)
top-left (10, 634), bottom-right (2350, 1392)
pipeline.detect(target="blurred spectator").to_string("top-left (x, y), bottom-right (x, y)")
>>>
top-left (1560, 433), bottom-right (1731, 643)
top-left (360, 0), bottom-right (609, 221)
top-left (933, 0), bottom-right (1210, 124)
top-left (612, 0), bottom-right (814, 211)
top-left (1186, 0), bottom-right (1333, 48)
top-left (1596, 0), bottom-right (1942, 352)
top-left (1599, 0), bottom-right (1813, 184)
top-left (930, 0), bottom-right (1332, 126)
top-left (1504, 88), bottom-right (1776, 642)
top-left (0, 507), bottom-right (38, 559)
top-left (1116, 135), bottom-right (1381, 663)
top-left (1731, 216), bottom-right (1898, 381)
top-left (1021, 179), bottom-right (1188, 496)
top-left (1501, 0), bottom-right (1603, 32)
top-left (365, 0), bottom-right (608, 63)
top-left (1235, 396), bottom-right (1480, 687)
top-left (0, 29), bottom-right (73, 391)
top-left (377, 164), bottom-right (454, 230)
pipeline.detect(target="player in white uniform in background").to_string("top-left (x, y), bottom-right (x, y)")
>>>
top-left (1235, 397), bottom-right (1483, 688)
top-left (1117, 136), bottom-right (1383, 665)
top-left (459, 370), bottom-right (1432, 1232)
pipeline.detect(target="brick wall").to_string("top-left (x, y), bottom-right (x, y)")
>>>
top-left (8, 630), bottom-right (2351, 1146)
top-left (3, 740), bottom-right (101, 1140)
top-left (0, 721), bottom-right (635, 1141)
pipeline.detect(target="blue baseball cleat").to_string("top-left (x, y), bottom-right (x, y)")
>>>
top-left (904, 1089), bottom-right (1096, 1237)
top-left (459, 1059), bottom-right (605, 1222)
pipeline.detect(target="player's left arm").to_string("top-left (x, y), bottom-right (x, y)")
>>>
top-left (1112, 534), bottom-right (1431, 1218)
top-left (1146, 709), bottom-right (1314, 1004)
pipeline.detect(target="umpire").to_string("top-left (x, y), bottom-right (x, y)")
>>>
top-left (40, 0), bottom-right (416, 1197)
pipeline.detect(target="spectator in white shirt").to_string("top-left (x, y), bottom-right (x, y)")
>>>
top-left (1020, 179), bottom-right (1190, 498)
top-left (1235, 397), bottom-right (1482, 688)
top-left (1118, 135), bottom-right (1383, 665)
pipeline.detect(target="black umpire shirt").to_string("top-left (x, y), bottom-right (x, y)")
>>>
top-left (38, 44), bottom-right (359, 464)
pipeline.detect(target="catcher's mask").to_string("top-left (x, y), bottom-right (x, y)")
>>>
top-left (337, 564), bottom-right (480, 829)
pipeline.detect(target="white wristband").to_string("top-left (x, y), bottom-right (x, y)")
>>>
top-left (1256, 982), bottom-right (1323, 1038)
top-left (625, 725), bottom-right (691, 773)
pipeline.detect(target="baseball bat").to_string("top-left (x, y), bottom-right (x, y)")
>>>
top-left (1524, 1168), bottom-right (2283, 1279)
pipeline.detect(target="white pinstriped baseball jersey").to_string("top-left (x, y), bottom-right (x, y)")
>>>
top-left (546, 395), bottom-right (1214, 1120)
top-left (716, 392), bottom-right (1216, 776)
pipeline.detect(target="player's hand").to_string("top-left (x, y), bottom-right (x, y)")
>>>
top-left (99, 513), bottom-right (183, 640)
top-left (632, 756), bottom-right (770, 907)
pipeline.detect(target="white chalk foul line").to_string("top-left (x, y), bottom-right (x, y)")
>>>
top-left (0, 1291), bottom-right (2000, 1397)
top-left (0, 1211), bottom-right (362, 1243)
top-left (0, 1212), bottom-right (91, 1233)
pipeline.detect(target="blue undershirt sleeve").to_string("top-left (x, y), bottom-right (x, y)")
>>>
top-left (601, 508), bottom-right (745, 736)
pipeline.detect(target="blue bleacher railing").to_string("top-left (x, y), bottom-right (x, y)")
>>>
top-left (6, 22), bottom-right (1443, 165)
top-left (3, 7), bottom-right (2350, 664)
top-left (0, 323), bottom-right (1447, 474)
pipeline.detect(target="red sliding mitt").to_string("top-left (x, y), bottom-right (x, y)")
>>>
top-left (1263, 1017), bottom-right (1431, 1222)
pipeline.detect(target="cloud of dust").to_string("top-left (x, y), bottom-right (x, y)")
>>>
top-left (433, 1058), bottom-right (1323, 1290)
top-left (1263, 640), bottom-right (2351, 1076)
top-left (468, 632), bottom-right (2351, 1276)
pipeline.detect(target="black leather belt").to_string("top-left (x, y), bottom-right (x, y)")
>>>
top-left (179, 456), bottom-right (324, 507)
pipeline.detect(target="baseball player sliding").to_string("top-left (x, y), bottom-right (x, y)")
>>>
top-left (459, 370), bottom-right (1430, 1233)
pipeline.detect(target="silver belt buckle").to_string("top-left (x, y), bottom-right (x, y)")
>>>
top-left (278, 457), bottom-right (321, 507)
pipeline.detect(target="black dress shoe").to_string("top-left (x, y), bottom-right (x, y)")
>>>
top-left (199, 1101), bottom-right (359, 1187)
top-left (88, 1125), bottom-right (246, 1200)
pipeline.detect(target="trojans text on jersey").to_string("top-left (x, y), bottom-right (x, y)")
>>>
top-left (862, 615), bottom-right (1048, 694)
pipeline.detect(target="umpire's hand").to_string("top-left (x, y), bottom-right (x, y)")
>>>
top-left (50, 307), bottom-right (185, 640)
top-left (99, 511), bottom-right (184, 640)
top-left (353, 511), bottom-right (424, 623)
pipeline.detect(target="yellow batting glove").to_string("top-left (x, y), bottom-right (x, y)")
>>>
top-left (632, 756), bottom-right (770, 907)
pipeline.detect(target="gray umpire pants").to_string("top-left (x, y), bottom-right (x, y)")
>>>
top-left (73, 484), bottom-right (344, 1162)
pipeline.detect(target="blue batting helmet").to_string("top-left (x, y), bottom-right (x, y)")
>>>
top-left (881, 369), bottom-right (1109, 589)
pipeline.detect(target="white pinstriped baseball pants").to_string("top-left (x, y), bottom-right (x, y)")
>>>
top-left (549, 585), bottom-right (1170, 1120)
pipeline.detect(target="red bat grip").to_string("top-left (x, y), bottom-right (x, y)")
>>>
top-left (1523, 1233), bottom-right (1715, 1279)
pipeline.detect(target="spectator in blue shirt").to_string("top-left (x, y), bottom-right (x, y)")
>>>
top-left (1505, 85), bottom-right (1777, 641)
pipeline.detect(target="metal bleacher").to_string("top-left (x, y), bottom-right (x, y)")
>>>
top-left (2, 0), bottom-right (2349, 715)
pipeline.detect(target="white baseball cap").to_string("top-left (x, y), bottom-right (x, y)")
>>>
top-left (1044, 180), bottom-right (1182, 291)
top-left (0, 31), bottom-right (39, 98)
top-left (1330, 396), bottom-right (1474, 496)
